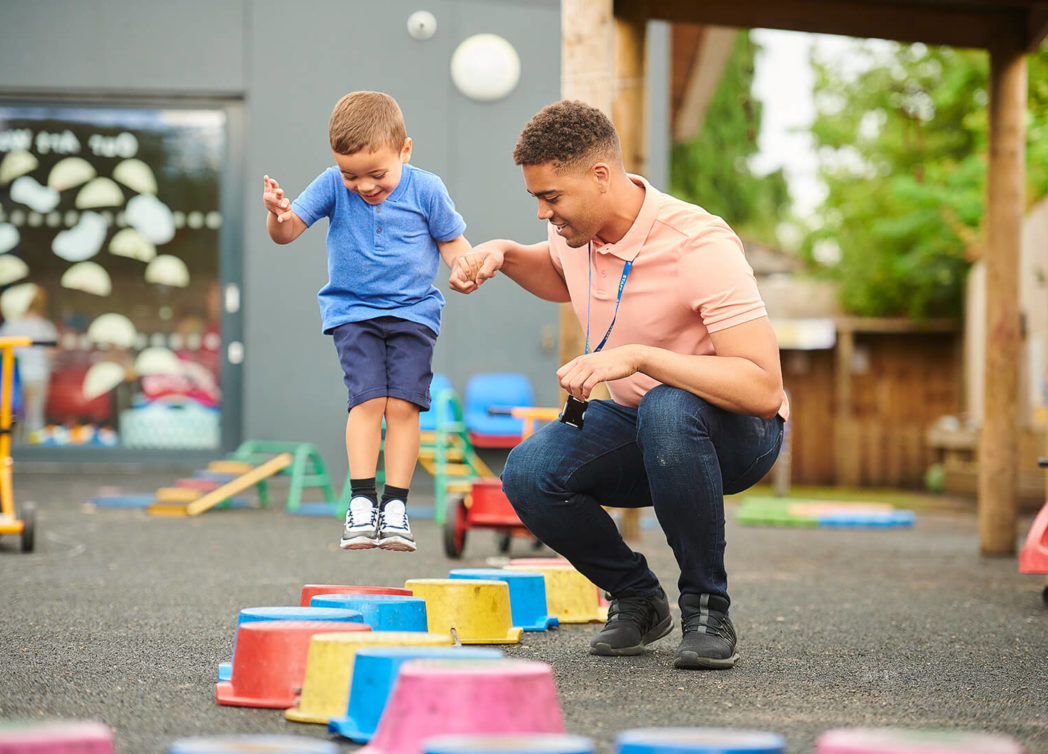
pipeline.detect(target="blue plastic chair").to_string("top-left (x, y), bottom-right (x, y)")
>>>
top-left (420, 373), bottom-right (455, 432)
top-left (463, 373), bottom-right (534, 447)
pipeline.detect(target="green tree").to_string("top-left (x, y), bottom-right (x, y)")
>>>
top-left (671, 31), bottom-right (791, 245)
top-left (803, 41), bottom-right (1048, 319)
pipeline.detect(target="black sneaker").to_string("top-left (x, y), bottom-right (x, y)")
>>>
top-left (589, 587), bottom-right (672, 656)
top-left (674, 593), bottom-right (739, 669)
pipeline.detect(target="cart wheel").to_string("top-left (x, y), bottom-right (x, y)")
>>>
top-left (496, 530), bottom-right (512, 553)
top-left (1042, 584), bottom-right (1048, 608)
top-left (443, 495), bottom-right (468, 558)
top-left (19, 501), bottom-right (35, 553)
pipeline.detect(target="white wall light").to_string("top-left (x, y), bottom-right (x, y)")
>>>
top-left (450, 33), bottom-right (521, 102)
top-left (407, 11), bottom-right (437, 40)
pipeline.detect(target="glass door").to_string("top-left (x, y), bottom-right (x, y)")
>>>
top-left (0, 101), bottom-right (240, 455)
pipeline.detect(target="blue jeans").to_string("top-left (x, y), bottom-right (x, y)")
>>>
top-left (500, 385), bottom-right (784, 606)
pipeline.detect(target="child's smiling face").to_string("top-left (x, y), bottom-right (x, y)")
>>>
top-left (334, 138), bottom-right (412, 205)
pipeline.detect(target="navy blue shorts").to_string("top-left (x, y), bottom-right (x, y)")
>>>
top-left (331, 316), bottom-right (437, 412)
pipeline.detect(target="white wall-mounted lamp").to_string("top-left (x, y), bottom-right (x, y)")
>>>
top-left (450, 33), bottom-right (521, 102)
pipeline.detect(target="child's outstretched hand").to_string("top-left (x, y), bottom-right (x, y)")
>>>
top-left (263, 175), bottom-right (294, 223)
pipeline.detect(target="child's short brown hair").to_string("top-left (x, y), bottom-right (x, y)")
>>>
top-left (512, 100), bottom-right (620, 171)
top-left (329, 91), bottom-right (407, 155)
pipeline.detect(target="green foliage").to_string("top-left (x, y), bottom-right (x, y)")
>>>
top-left (670, 31), bottom-right (791, 245)
top-left (803, 41), bottom-right (1048, 319)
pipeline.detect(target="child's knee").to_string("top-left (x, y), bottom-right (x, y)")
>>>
top-left (385, 397), bottom-right (421, 422)
top-left (350, 396), bottom-right (387, 418)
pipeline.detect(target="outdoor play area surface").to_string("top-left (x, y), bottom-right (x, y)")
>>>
top-left (1, 468), bottom-right (1045, 754)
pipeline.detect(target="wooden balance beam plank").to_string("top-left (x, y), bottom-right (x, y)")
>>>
top-left (149, 453), bottom-right (293, 517)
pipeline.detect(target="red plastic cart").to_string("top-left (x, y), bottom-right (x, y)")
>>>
top-left (442, 407), bottom-right (560, 559)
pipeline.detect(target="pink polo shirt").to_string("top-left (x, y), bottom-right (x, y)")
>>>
top-left (548, 175), bottom-right (789, 420)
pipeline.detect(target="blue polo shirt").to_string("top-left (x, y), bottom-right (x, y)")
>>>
top-left (292, 163), bottom-right (466, 336)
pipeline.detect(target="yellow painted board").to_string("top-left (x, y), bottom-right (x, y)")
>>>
top-left (208, 460), bottom-right (255, 475)
top-left (147, 503), bottom-right (191, 517)
top-left (155, 487), bottom-right (201, 503)
top-left (418, 447), bottom-right (465, 461)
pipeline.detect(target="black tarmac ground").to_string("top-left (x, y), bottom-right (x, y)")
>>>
top-left (1, 467), bottom-right (1046, 754)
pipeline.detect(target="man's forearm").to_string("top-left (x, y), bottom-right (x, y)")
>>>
top-left (633, 344), bottom-right (784, 420)
top-left (498, 240), bottom-right (571, 302)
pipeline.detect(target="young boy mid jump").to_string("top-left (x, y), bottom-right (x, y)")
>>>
top-left (263, 91), bottom-right (473, 552)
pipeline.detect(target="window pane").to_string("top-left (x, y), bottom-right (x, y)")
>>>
top-left (0, 104), bottom-right (226, 449)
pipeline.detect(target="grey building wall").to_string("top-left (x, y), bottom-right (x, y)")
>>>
top-left (0, 1), bottom-right (669, 483)
top-left (241, 0), bottom-right (563, 483)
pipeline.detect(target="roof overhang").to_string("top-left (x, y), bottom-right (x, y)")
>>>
top-left (623, 0), bottom-right (1048, 52)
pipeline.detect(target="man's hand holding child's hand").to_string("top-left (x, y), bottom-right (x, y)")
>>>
top-left (448, 245), bottom-right (504, 294)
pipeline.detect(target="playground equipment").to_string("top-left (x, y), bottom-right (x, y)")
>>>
top-left (441, 406), bottom-right (558, 558)
top-left (226, 440), bottom-right (336, 512)
top-left (215, 620), bottom-right (372, 709)
top-left (149, 453), bottom-right (293, 516)
top-left (424, 734), bottom-right (595, 754)
top-left (503, 564), bottom-right (607, 624)
top-left (815, 727), bottom-right (1024, 754)
top-left (217, 606), bottom-right (364, 682)
top-left (329, 646), bottom-right (505, 743)
top-left (0, 336), bottom-right (47, 553)
top-left (443, 478), bottom-right (532, 559)
top-left (403, 578), bottom-right (523, 644)
top-left (1018, 457), bottom-right (1048, 607)
top-left (617, 729), bottom-right (785, 754)
top-left (147, 440), bottom-right (337, 517)
top-left (0, 720), bottom-right (115, 752)
top-left (417, 376), bottom-right (495, 525)
top-left (285, 631), bottom-right (454, 725)
top-left (364, 658), bottom-right (565, 754)
top-left (309, 594), bottom-right (429, 632)
top-left (299, 584), bottom-right (412, 607)
top-left (448, 568), bottom-right (559, 632)
top-left (735, 497), bottom-right (916, 528)
top-left (169, 735), bottom-right (337, 753)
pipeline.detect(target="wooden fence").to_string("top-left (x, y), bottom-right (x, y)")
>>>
top-left (778, 321), bottom-right (962, 488)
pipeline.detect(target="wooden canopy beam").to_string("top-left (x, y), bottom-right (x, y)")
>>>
top-left (1029, 3), bottom-right (1048, 50)
top-left (624, 0), bottom-right (1027, 50)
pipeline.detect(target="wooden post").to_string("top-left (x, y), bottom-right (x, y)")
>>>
top-left (979, 43), bottom-right (1026, 555)
top-left (612, 4), bottom-right (648, 542)
top-left (614, 4), bottom-right (649, 177)
top-left (559, 0), bottom-right (615, 369)
top-left (835, 324), bottom-right (858, 486)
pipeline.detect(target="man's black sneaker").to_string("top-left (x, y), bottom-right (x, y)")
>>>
top-left (589, 586), bottom-right (673, 656)
top-left (674, 593), bottom-right (739, 669)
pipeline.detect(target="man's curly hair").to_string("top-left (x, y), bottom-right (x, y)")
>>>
top-left (512, 100), bottom-right (620, 170)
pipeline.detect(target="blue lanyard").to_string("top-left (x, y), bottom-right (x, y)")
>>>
top-left (585, 242), bottom-right (635, 354)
